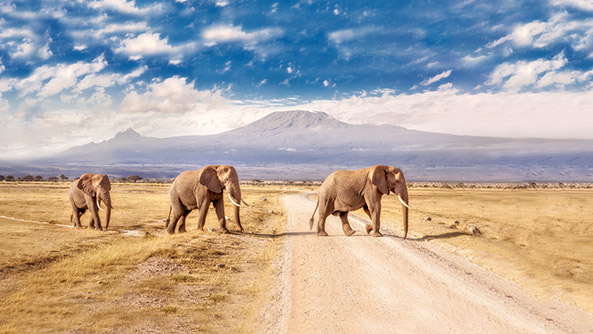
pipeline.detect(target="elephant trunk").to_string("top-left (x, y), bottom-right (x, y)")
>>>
top-left (100, 191), bottom-right (112, 229)
top-left (400, 189), bottom-right (409, 239)
top-left (228, 183), bottom-right (243, 232)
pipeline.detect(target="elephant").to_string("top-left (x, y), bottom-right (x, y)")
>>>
top-left (310, 165), bottom-right (413, 238)
top-left (166, 165), bottom-right (245, 234)
top-left (69, 173), bottom-right (112, 230)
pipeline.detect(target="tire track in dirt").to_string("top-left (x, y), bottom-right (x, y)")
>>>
top-left (275, 193), bottom-right (593, 334)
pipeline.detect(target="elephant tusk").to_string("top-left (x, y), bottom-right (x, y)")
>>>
top-left (398, 195), bottom-right (414, 210)
top-left (227, 192), bottom-right (243, 208)
top-left (241, 199), bottom-right (250, 207)
top-left (96, 197), bottom-right (105, 211)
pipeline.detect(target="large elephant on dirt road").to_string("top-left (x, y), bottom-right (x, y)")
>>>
top-left (166, 165), bottom-right (245, 234)
top-left (310, 165), bottom-right (413, 238)
top-left (69, 173), bottom-right (113, 230)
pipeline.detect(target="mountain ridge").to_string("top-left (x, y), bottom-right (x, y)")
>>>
top-left (2, 110), bottom-right (593, 181)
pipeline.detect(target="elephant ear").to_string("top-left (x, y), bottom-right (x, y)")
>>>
top-left (97, 174), bottom-right (111, 190)
top-left (77, 173), bottom-right (96, 197)
top-left (199, 167), bottom-right (222, 193)
top-left (370, 165), bottom-right (389, 195)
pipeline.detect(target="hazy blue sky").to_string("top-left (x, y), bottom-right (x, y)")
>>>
top-left (1, 0), bottom-right (593, 158)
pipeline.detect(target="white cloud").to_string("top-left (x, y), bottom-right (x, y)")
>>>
top-left (12, 38), bottom-right (36, 58)
top-left (202, 24), bottom-right (283, 49)
top-left (290, 89), bottom-right (593, 139)
top-left (485, 52), bottom-right (592, 90)
top-left (323, 80), bottom-right (329, 87)
top-left (215, 0), bottom-right (229, 7)
top-left (422, 70), bottom-right (452, 86)
top-left (119, 76), bottom-right (224, 114)
top-left (0, 27), bottom-right (34, 39)
top-left (221, 60), bottom-right (231, 73)
top-left (256, 79), bottom-right (267, 87)
top-left (328, 26), bottom-right (380, 44)
top-left (286, 66), bottom-right (293, 74)
top-left (462, 54), bottom-right (490, 66)
top-left (88, 0), bottom-right (163, 15)
top-left (10, 55), bottom-right (108, 99)
top-left (115, 32), bottom-right (196, 60)
top-left (551, 0), bottom-right (593, 11)
top-left (39, 56), bottom-right (108, 98)
top-left (96, 22), bottom-right (149, 37)
top-left (4, 80), bottom-right (593, 159)
top-left (75, 65), bottom-right (147, 92)
top-left (487, 12), bottom-right (593, 51)
top-left (39, 42), bottom-right (53, 60)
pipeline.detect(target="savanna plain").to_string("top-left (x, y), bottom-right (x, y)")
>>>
top-left (0, 181), bottom-right (592, 333)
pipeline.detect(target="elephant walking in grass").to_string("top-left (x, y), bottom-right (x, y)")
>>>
top-left (310, 165), bottom-right (413, 238)
top-left (69, 173), bottom-right (113, 230)
top-left (166, 165), bottom-right (245, 234)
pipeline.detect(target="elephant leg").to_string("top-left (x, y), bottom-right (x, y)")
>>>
top-left (316, 199), bottom-right (332, 236)
top-left (72, 208), bottom-right (83, 228)
top-left (196, 200), bottom-right (210, 231)
top-left (87, 197), bottom-right (103, 231)
top-left (213, 199), bottom-right (229, 234)
top-left (70, 197), bottom-right (84, 228)
top-left (166, 212), bottom-right (182, 234)
top-left (339, 212), bottom-right (356, 236)
top-left (369, 204), bottom-right (383, 237)
top-left (89, 216), bottom-right (96, 229)
top-left (363, 206), bottom-right (373, 235)
top-left (317, 215), bottom-right (329, 236)
top-left (178, 210), bottom-right (191, 233)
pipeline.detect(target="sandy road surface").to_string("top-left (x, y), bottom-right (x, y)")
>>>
top-left (273, 193), bottom-right (593, 333)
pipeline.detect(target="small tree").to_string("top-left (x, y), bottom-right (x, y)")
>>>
top-left (47, 176), bottom-right (59, 182)
top-left (22, 175), bottom-right (34, 182)
top-left (0, 175), bottom-right (4, 182)
top-left (59, 174), bottom-right (68, 181)
top-left (127, 175), bottom-right (142, 183)
top-left (5, 175), bottom-right (15, 181)
top-left (34, 175), bottom-right (44, 182)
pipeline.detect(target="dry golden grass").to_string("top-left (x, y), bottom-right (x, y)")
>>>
top-left (0, 182), bottom-right (293, 333)
top-left (3, 182), bottom-right (592, 332)
top-left (377, 187), bottom-right (593, 314)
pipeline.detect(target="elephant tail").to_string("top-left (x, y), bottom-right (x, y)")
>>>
top-left (165, 206), bottom-right (172, 228)
top-left (309, 200), bottom-right (319, 230)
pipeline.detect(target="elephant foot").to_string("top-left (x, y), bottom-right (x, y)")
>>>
top-left (166, 227), bottom-right (175, 235)
top-left (317, 230), bottom-right (328, 236)
top-left (219, 228), bottom-right (230, 234)
top-left (343, 228), bottom-right (356, 236)
top-left (95, 227), bottom-right (103, 231)
top-left (372, 231), bottom-right (383, 237)
top-left (365, 224), bottom-right (373, 235)
top-left (178, 227), bottom-right (186, 233)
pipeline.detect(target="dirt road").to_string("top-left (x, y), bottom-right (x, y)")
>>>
top-left (274, 193), bottom-right (593, 333)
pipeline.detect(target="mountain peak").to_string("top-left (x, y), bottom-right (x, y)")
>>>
top-left (114, 128), bottom-right (141, 140)
top-left (237, 110), bottom-right (346, 133)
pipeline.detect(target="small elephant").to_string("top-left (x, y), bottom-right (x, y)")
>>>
top-left (69, 173), bottom-right (112, 230)
top-left (310, 165), bottom-right (412, 238)
top-left (166, 165), bottom-right (244, 234)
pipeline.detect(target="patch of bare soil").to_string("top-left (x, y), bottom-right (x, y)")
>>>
top-left (272, 193), bottom-right (593, 334)
top-left (127, 257), bottom-right (185, 282)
